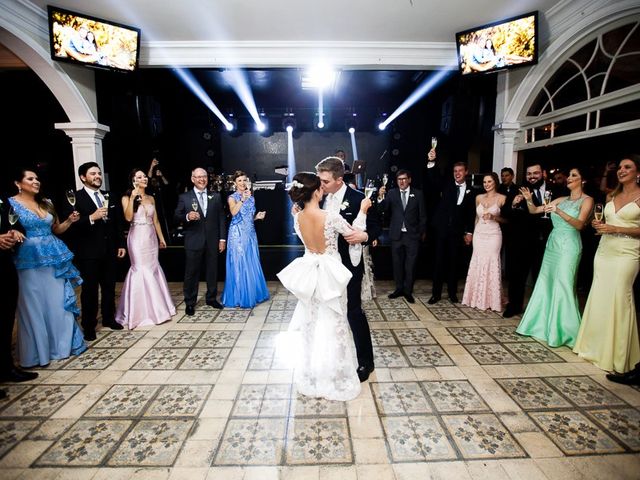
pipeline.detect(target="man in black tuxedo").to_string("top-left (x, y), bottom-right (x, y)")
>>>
top-left (174, 167), bottom-right (227, 315)
top-left (425, 156), bottom-right (476, 304)
top-left (316, 157), bottom-right (381, 382)
top-left (66, 162), bottom-right (126, 341)
top-left (0, 197), bottom-right (38, 396)
top-left (377, 169), bottom-right (426, 303)
top-left (502, 163), bottom-right (553, 317)
top-left (498, 167), bottom-right (519, 202)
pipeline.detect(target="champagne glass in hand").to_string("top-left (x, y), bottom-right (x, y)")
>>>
top-left (66, 189), bottom-right (76, 209)
top-left (382, 173), bottom-right (388, 187)
top-left (191, 199), bottom-right (198, 212)
top-left (8, 206), bottom-right (19, 228)
top-left (594, 203), bottom-right (604, 234)
top-left (364, 179), bottom-right (376, 199)
top-left (431, 136), bottom-right (438, 150)
top-left (542, 191), bottom-right (552, 218)
top-left (103, 193), bottom-right (110, 219)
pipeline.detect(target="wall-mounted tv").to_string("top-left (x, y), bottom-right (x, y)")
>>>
top-left (48, 5), bottom-right (140, 73)
top-left (456, 11), bottom-right (538, 76)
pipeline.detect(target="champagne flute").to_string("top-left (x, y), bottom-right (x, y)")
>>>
top-left (594, 203), bottom-right (604, 222)
top-left (66, 189), bottom-right (76, 208)
top-left (382, 173), bottom-right (388, 187)
top-left (364, 179), bottom-right (376, 199)
top-left (542, 191), bottom-right (552, 218)
top-left (8, 206), bottom-right (19, 227)
top-left (191, 199), bottom-right (199, 212)
top-left (103, 193), bottom-right (110, 219)
top-left (431, 136), bottom-right (438, 150)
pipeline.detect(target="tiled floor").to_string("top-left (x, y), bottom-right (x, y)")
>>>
top-left (1, 280), bottom-right (639, 479)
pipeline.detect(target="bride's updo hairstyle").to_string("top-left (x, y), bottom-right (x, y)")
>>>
top-left (289, 172), bottom-right (321, 204)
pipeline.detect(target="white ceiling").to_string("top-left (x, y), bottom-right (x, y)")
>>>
top-left (31, 0), bottom-right (560, 43)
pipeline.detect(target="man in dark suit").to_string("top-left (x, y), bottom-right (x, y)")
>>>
top-left (66, 162), bottom-right (126, 341)
top-left (425, 156), bottom-right (476, 304)
top-left (377, 169), bottom-right (427, 303)
top-left (316, 156), bottom-right (381, 382)
top-left (174, 167), bottom-right (227, 315)
top-left (0, 196), bottom-right (38, 396)
top-left (498, 167), bottom-right (519, 202)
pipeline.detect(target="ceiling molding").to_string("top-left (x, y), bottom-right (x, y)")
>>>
top-left (141, 40), bottom-right (458, 69)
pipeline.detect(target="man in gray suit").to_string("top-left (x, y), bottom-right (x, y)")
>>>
top-left (174, 168), bottom-right (227, 315)
top-left (377, 169), bottom-right (427, 303)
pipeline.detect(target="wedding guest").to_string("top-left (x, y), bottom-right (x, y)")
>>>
top-left (116, 169), bottom-right (175, 329)
top-left (516, 167), bottom-right (593, 347)
top-left (377, 169), bottom-right (426, 303)
top-left (498, 167), bottom-right (519, 201)
top-left (462, 173), bottom-right (506, 312)
top-left (0, 196), bottom-right (38, 392)
top-left (174, 167), bottom-right (227, 315)
top-left (278, 172), bottom-right (371, 400)
top-left (574, 156), bottom-right (640, 374)
top-left (66, 162), bottom-right (125, 341)
top-left (9, 169), bottom-right (86, 367)
top-left (221, 171), bottom-right (269, 308)
top-left (425, 152), bottom-right (476, 304)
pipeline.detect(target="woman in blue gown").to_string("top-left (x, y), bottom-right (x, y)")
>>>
top-left (221, 171), bottom-right (270, 308)
top-left (9, 169), bottom-right (86, 367)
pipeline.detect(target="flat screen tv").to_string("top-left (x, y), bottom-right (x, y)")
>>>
top-left (48, 5), bottom-right (140, 73)
top-left (456, 11), bottom-right (538, 76)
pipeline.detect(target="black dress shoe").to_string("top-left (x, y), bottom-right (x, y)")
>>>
top-left (206, 300), bottom-right (223, 309)
top-left (449, 295), bottom-right (459, 304)
top-left (103, 321), bottom-right (124, 330)
top-left (502, 306), bottom-right (521, 318)
top-left (0, 367), bottom-right (39, 382)
top-left (427, 296), bottom-right (441, 305)
top-left (404, 293), bottom-right (415, 303)
top-left (388, 290), bottom-right (404, 299)
top-left (357, 365), bottom-right (375, 382)
top-left (84, 329), bottom-right (97, 341)
top-left (606, 368), bottom-right (640, 386)
top-left (0, 389), bottom-right (6, 400)
top-left (185, 305), bottom-right (195, 316)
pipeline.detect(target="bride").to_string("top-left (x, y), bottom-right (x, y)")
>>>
top-left (278, 172), bottom-right (371, 401)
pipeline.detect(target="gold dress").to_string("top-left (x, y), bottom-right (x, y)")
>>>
top-left (573, 199), bottom-right (640, 373)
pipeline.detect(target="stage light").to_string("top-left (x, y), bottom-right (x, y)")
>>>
top-left (174, 68), bottom-right (231, 131)
top-left (348, 127), bottom-right (355, 134)
top-left (345, 114), bottom-right (357, 132)
top-left (226, 117), bottom-right (238, 132)
top-left (376, 112), bottom-right (388, 131)
top-left (378, 123), bottom-right (386, 131)
top-left (220, 68), bottom-right (264, 133)
top-left (282, 115), bottom-right (297, 132)
top-left (286, 125), bottom-right (293, 133)
top-left (301, 64), bottom-right (336, 89)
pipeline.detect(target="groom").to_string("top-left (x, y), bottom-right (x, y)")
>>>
top-left (316, 157), bottom-right (381, 382)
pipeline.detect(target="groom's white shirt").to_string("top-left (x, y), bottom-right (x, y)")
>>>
top-left (323, 183), bottom-right (348, 214)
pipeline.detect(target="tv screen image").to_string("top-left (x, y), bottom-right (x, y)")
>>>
top-left (48, 6), bottom-right (140, 73)
top-left (456, 11), bottom-right (537, 76)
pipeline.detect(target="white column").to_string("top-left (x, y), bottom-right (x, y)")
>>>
top-left (492, 122), bottom-right (520, 173)
top-left (55, 122), bottom-right (110, 189)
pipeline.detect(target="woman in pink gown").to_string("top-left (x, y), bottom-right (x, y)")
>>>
top-left (116, 169), bottom-right (176, 329)
top-left (462, 173), bottom-right (506, 312)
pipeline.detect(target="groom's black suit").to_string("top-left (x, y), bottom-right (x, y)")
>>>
top-left (325, 186), bottom-right (381, 370)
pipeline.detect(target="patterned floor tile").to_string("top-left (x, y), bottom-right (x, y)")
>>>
top-left (393, 328), bottom-right (437, 346)
top-left (375, 298), bottom-right (409, 309)
top-left (427, 308), bottom-right (470, 321)
top-left (373, 346), bottom-right (409, 367)
top-left (403, 345), bottom-right (454, 367)
top-left (423, 381), bottom-right (489, 413)
top-left (177, 309), bottom-right (219, 323)
top-left (285, 417), bottom-right (352, 464)
top-left (86, 385), bottom-right (160, 417)
top-left (256, 331), bottom-right (281, 348)
top-left (179, 348), bottom-right (231, 370)
top-left (504, 342), bottom-right (565, 363)
top-left (195, 331), bottom-right (240, 348)
top-left (0, 419), bottom-right (40, 457)
top-left (464, 344), bottom-right (520, 365)
top-left (265, 310), bottom-right (294, 323)
top-left (496, 378), bottom-right (572, 410)
top-left (459, 307), bottom-right (502, 319)
top-left (0, 385), bottom-right (83, 417)
top-left (232, 384), bottom-right (291, 417)
top-left (441, 414), bottom-right (526, 459)
top-left (290, 395), bottom-right (347, 417)
top-left (214, 310), bottom-right (251, 323)
top-left (62, 348), bottom-right (126, 370)
top-left (154, 331), bottom-right (204, 348)
top-left (381, 309), bottom-right (418, 322)
top-left (270, 300), bottom-right (298, 310)
top-left (0, 385), bottom-right (32, 405)
top-left (585, 408), bottom-right (640, 451)
top-left (364, 310), bottom-right (385, 322)
top-left (544, 377), bottom-right (626, 408)
top-left (36, 419), bottom-right (131, 466)
top-left (371, 382), bottom-right (432, 415)
top-left (529, 411), bottom-right (625, 455)
top-left (371, 330), bottom-right (397, 346)
top-left (93, 331), bottom-right (146, 349)
top-left (108, 419), bottom-right (194, 466)
top-left (482, 326), bottom-right (534, 343)
top-left (249, 347), bottom-right (276, 370)
top-left (144, 385), bottom-right (211, 417)
top-left (381, 415), bottom-right (457, 462)
top-left (133, 348), bottom-right (189, 370)
top-left (446, 327), bottom-right (495, 344)
top-left (214, 418), bottom-right (286, 465)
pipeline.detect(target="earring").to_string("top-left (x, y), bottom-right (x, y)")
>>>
top-left (637, 176), bottom-right (640, 184)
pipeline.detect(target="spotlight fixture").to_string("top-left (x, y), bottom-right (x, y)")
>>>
top-left (314, 112), bottom-right (329, 131)
top-left (376, 112), bottom-right (388, 131)
top-left (345, 115), bottom-right (357, 132)
top-left (226, 117), bottom-right (238, 132)
top-left (348, 127), bottom-right (355, 134)
top-left (282, 114), bottom-right (297, 132)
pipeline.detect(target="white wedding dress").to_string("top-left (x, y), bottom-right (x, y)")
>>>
top-left (277, 210), bottom-right (364, 401)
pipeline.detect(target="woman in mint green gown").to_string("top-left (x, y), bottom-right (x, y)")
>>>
top-left (515, 168), bottom-right (593, 347)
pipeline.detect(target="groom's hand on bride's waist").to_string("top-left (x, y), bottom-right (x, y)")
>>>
top-left (344, 230), bottom-right (368, 245)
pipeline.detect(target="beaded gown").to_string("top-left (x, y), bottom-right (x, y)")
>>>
top-left (517, 198), bottom-right (584, 347)
top-left (116, 203), bottom-right (175, 329)
top-left (574, 199), bottom-right (640, 372)
top-left (9, 198), bottom-right (86, 367)
top-left (221, 192), bottom-right (269, 308)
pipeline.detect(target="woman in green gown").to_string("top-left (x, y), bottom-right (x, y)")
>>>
top-left (574, 156), bottom-right (640, 373)
top-left (515, 167), bottom-right (593, 347)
